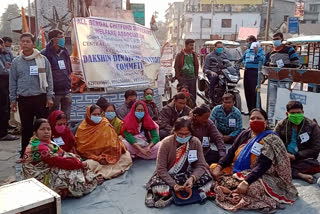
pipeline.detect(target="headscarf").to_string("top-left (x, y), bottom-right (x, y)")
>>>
top-left (75, 106), bottom-right (126, 164)
top-left (122, 101), bottom-right (157, 135)
top-left (48, 110), bottom-right (76, 153)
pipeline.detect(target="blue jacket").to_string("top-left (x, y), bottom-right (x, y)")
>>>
top-left (242, 47), bottom-right (265, 69)
top-left (41, 43), bottom-right (72, 95)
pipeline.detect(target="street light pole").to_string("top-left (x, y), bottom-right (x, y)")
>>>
top-left (264, 0), bottom-right (272, 41)
top-left (28, 0), bottom-right (31, 33)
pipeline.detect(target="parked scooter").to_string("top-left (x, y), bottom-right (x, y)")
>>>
top-left (198, 59), bottom-right (242, 111)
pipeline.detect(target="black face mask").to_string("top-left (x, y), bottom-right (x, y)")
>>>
top-left (127, 100), bottom-right (135, 109)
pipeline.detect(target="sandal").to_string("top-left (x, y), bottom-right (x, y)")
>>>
top-left (145, 189), bottom-right (155, 207)
top-left (154, 195), bottom-right (173, 208)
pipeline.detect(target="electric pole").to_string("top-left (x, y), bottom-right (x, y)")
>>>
top-left (264, 0), bottom-right (272, 41)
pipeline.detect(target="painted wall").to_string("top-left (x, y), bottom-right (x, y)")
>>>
top-left (182, 12), bottom-right (260, 39)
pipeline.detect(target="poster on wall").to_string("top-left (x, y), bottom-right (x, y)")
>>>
top-left (73, 17), bottom-right (161, 89)
top-left (274, 88), bottom-right (320, 122)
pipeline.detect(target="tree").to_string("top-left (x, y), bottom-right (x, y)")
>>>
top-left (0, 4), bottom-right (20, 42)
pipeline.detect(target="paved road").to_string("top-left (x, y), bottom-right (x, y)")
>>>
top-left (1, 74), bottom-right (320, 214)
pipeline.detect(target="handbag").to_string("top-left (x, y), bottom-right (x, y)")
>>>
top-left (172, 187), bottom-right (206, 206)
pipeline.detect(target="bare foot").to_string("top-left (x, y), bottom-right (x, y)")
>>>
top-left (298, 173), bottom-right (314, 184)
top-left (97, 175), bottom-right (104, 185)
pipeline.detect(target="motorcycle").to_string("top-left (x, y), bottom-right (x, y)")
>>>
top-left (198, 60), bottom-right (242, 111)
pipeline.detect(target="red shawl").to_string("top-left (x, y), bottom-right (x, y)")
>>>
top-left (122, 101), bottom-right (156, 135)
top-left (48, 110), bottom-right (76, 153)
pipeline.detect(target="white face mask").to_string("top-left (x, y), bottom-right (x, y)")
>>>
top-left (4, 47), bottom-right (11, 52)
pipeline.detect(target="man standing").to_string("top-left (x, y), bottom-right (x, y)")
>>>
top-left (9, 33), bottom-right (54, 157)
top-left (2, 36), bottom-right (14, 64)
top-left (0, 38), bottom-right (18, 141)
top-left (242, 35), bottom-right (265, 112)
top-left (203, 41), bottom-right (229, 101)
top-left (275, 101), bottom-right (320, 184)
top-left (158, 92), bottom-right (191, 140)
top-left (142, 88), bottom-right (159, 121)
top-left (265, 32), bottom-right (300, 125)
top-left (210, 93), bottom-right (242, 144)
top-left (116, 89), bottom-right (137, 120)
top-left (174, 39), bottom-right (199, 100)
top-left (41, 29), bottom-right (72, 120)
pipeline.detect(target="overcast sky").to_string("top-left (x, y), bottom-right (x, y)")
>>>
top-left (1, 0), bottom-right (184, 24)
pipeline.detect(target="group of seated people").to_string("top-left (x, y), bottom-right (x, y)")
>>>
top-left (21, 87), bottom-right (320, 213)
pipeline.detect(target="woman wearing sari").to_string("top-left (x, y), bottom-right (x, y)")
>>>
top-left (211, 108), bottom-right (298, 213)
top-left (22, 118), bottom-right (98, 198)
top-left (48, 110), bottom-right (77, 153)
top-left (121, 101), bottom-right (160, 159)
top-left (96, 97), bottom-right (122, 135)
top-left (145, 116), bottom-right (213, 208)
top-left (75, 105), bottom-right (132, 180)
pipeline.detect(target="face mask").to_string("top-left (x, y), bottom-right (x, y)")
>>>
top-left (176, 135), bottom-right (192, 144)
top-left (288, 113), bottom-right (304, 125)
top-left (183, 91), bottom-right (190, 98)
top-left (246, 42), bottom-right (251, 48)
top-left (135, 111), bottom-right (145, 120)
top-left (249, 120), bottom-right (265, 133)
top-left (91, 115), bottom-right (102, 124)
top-left (272, 40), bottom-right (282, 47)
top-left (4, 47), bottom-right (11, 52)
top-left (57, 38), bottom-right (65, 48)
top-left (105, 112), bottom-right (116, 120)
top-left (145, 94), bottom-right (153, 101)
top-left (128, 100), bottom-right (135, 108)
top-left (216, 47), bottom-right (223, 54)
top-left (55, 125), bottom-right (66, 134)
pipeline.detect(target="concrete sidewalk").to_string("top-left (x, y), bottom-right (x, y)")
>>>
top-left (0, 138), bottom-right (19, 186)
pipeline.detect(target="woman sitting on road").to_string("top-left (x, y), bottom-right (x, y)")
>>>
top-left (48, 110), bottom-right (77, 153)
top-left (22, 118), bottom-right (99, 198)
top-left (211, 108), bottom-right (298, 213)
top-left (75, 105), bottom-right (132, 180)
top-left (121, 101), bottom-right (160, 159)
top-left (145, 116), bottom-right (213, 208)
top-left (190, 104), bottom-right (226, 165)
top-left (96, 97), bottom-right (122, 135)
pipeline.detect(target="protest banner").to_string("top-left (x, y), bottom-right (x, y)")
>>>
top-left (158, 45), bottom-right (173, 95)
top-left (73, 17), bottom-right (161, 88)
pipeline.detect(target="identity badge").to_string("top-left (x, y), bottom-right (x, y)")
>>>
top-left (250, 55), bottom-right (255, 62)
top-left (29, 65), bottom-right (39, 75)
top-left (202, 137), bottom-right (210, 147)
top-left (58, 60), bottom-right (66, 70)
top-left (188, 150), bottom-right (198, 163)
top-left (299, 132), bottom-right (310, 143)
top-left (251, 142), bottom-right (263, 156)
top-left (53, 137), bottom-right (65, 146)
top-left (229, 119), bottom-right (236, 127)
top-left (276, 59), bottom-right (284, 68)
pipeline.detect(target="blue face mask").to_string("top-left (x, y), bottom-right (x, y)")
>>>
top-left (272, 40), bottom-right (282, 47)
top-left (135, 111), bottom-right (145, 120)
top-left (216, 47), bottom-right (223, 54)
top-left (57, 38), bottom-right (65, 48)
top-left (105, 112), bottom-right (116, 120)
top-left (91, 115), bottom-right (102, 124)
top-left (176, 135), bottom-right (192, 144)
